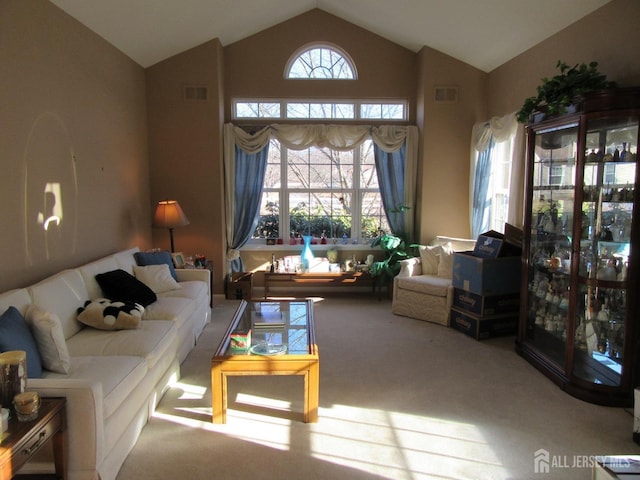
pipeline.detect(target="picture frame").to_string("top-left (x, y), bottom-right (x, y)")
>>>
top-left (171, 252), bottom-right (185, 268)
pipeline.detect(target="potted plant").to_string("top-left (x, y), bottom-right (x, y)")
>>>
top-left (516, 60), bottom-right (616, 123)
top-left (369, 204), bottom-right (416, 289)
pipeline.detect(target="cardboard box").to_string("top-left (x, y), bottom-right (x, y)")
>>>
top-left (452, 251), bottom-right (521, 295)
top-left (452, 288), bottom-right (520, 316)
top-left (473, 233), bottom-right (504, 258)
top-left (450, 307), bottom-right (518, 340)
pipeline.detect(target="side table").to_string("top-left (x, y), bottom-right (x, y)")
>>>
top-left (0, 397), bottom-right (67, 479)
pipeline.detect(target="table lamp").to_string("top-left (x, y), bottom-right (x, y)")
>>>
top-left (153, 200), bottom-right (189, 252)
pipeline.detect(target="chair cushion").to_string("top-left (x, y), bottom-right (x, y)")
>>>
top-left (437, 243), bottom-right (455, 279)
top-left (395, 275), bottom-right (451, 297)
top-left (418, 245), bottom-right (441, 275)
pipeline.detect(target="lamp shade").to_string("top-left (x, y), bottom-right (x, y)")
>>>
top-left (153, 200), bottom-right (190, 228)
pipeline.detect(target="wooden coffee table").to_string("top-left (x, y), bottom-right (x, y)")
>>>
top-left (211, 299), bottom-right (319, 423)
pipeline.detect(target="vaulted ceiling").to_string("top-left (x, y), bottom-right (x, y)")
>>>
top-left (50, 0), bottom-right (611, 72)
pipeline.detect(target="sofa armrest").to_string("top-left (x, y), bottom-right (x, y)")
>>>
top-left (397, 257), bottom-right (423, 277)
top-left (176, 268), bottom-right (211, 295)
top-left (29, 378), bottom-right (105, 474)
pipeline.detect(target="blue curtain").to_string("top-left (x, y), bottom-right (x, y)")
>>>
top-left (471, 137), bottom-right (494, 237)
top-left (230, 143), bottom-right (269, 271)
top-left (373, 142), bottom-right (406, 235)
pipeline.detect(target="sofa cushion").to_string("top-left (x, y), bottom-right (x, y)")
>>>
top-left (0, 289), bottom-right (32, 318)
top-left (67, 320), bottom-right (177, 371)
top-left (0, 306), bottom-right (43, 378)
top-left (437, 243), bottom-right (455, 279)
top-left (78, 256), bottom-right (120, 301)
top-left (395, 275), bottom-right (451, 297)
top-left (28, 269), bottom-right (88, 340)
top-left (418, 245), bottom-right (441, 275)
top-left (95, 269), bottom-right (157, 307)
top-left (142, 297), bottom-right (194, 331)
top-left (77, 299), bottom-right (144, 330)
top-left (25, 305), bottom-right (71, 374)
top-left (134, 251), bottom-right (177, 280)
top-left (133, 265), bottom-right (181, 294)
top-left (158, 280), bottom-right (206, 302)
top-left (41, 355), bottom-right (148, 420)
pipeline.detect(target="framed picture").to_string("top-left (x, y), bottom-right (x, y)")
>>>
top-left (171, 252), bottom-right (185, 268)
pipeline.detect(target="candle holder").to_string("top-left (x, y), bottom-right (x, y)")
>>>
top-left (0, 350), bottom-right (27, 410)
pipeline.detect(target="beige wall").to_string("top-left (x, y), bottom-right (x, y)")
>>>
top-left (0, 0), bottom-right (150, 293)
top-left (416, 47), bottom-right (487, 243)
top-left (146, 39), bottom-right (226, 293)
top-left (223, 9), bottom-right (417, 123)
top-left (488, 0), bottom-right (640, 119)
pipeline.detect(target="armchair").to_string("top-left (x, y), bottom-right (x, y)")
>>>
top-left (392, 236), bottom-right (476, 326)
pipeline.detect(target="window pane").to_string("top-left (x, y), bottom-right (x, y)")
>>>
top-left (360, 103), bottom-right (405, 120)
top-left (253, 191), bottom-right (280, 238)
top-left (235, 102), bottom-right (280, 118)
top-left (362, 192), bottom-right (389, 238)
top-left (287, 46), bottom-right (355, 79)
top-left (289, 192), bottom-right (352, 238)
top-left (360, 140), bottom-right (378, 188)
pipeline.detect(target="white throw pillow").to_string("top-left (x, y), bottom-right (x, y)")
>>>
top-left (133, 264), bottom-right (181, 294)
top-left (437, 242), bottom-right (455, 279)
top-left (418, 245), bottom-right (441, 275)
top-left (25, 305), bottom-right (71, 374)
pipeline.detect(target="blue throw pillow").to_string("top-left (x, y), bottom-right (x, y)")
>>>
top-left (134, 251), bottom-right (178, 280)
top-left (0, 307), bottom-right (43, 378)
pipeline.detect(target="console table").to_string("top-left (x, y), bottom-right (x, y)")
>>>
top-left (264, 271), bottom-right (375, 298)
top-left (0, 397), bottom-right (67, 479)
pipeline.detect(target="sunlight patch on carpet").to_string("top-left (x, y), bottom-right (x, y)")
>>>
top-left (310, 404), bottom-right (507, 479)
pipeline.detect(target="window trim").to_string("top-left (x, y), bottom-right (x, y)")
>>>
top-left (232, 98), bottom-right (408, 122)
top-left (284, 42), bottom-right (357, 80)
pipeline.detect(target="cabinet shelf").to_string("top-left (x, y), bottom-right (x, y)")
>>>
top-left (518, 88), bottom-right (640, 407)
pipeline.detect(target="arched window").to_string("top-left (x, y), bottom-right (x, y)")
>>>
top-left (285, 43), bottom-right (356, 79)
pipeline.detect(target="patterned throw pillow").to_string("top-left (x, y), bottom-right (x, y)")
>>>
top-left (77, 298), bottom-right (144, 330)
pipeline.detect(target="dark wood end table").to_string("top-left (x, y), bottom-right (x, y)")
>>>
top-left (0, 397), bottom-right (67, 479)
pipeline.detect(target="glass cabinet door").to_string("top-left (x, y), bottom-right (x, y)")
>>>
top-left (574, 117), bottom-right (638, 386)
top-left (523, 125), bottom-right (578, 369)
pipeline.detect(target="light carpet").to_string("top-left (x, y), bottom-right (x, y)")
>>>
top-left (116, 294), bottom-right (639, 480)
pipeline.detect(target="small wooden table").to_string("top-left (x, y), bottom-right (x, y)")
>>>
top-left (0, 397), bottom-right (67, 479)
top-left (211, 299), bottom-right (319, 424)
top-left (264, 271), bottom-right (374, 298)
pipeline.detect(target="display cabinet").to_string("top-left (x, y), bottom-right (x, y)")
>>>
top-left (517, 88), bottom-right (640, 406)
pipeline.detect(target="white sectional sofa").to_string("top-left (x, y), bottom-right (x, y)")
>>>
top-left (392, 236), bottom-right (476, 326)
top-left (0, 247), bottom-right (210, 480)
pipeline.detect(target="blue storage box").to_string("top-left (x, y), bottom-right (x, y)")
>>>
top-left (452, 251), bottom-right (521, 295)
top-left (452, 288), bottom-right (520, 316)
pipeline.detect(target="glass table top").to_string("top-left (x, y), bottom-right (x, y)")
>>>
top-left (217, 299), bottom-right (314, 356)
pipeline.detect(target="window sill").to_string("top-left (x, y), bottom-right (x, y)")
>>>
top-left (241, 243), bottom-right (379, 252)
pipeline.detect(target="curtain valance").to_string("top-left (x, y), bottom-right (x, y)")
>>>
top-left (226, 123), bottom-right (417, 154)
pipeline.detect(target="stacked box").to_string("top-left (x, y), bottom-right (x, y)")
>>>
top-left (450, 228), bottom-right (521, 340)
top-left (452, 288), bottom-right (520, 316)
top-left (450, 307), bottom-right (518, 340)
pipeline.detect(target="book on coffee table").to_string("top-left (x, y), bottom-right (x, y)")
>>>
top-left (252, 311), bottom-right (285, 329)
